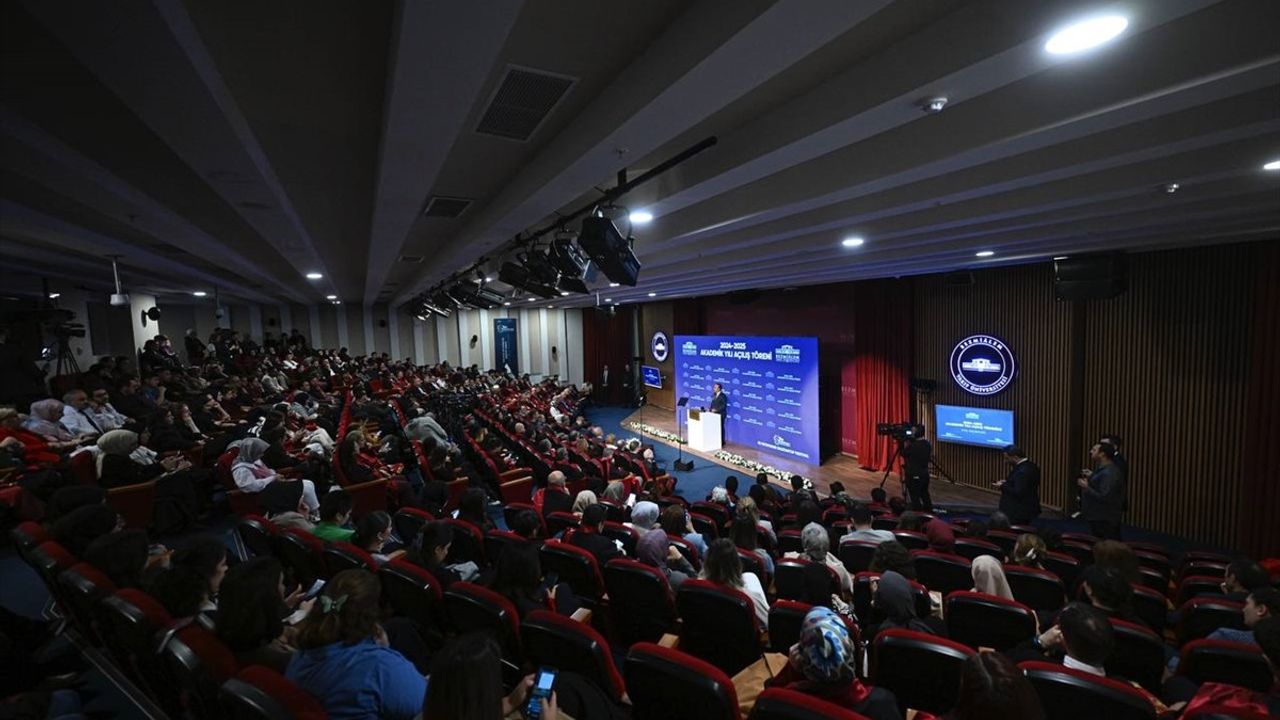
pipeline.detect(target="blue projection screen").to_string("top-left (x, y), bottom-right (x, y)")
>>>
top-left (935, 404), bottom-right (1015, 448)
top-left (674, 335), bottom-right (820, 463)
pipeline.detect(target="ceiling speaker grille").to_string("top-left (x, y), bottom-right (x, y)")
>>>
top-left (476, 66), bottom-right (575, 141)
top-left (423, 196), bottom-right (472, 218)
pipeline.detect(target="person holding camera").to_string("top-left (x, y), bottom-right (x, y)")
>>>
top-left (901, 423), bottom-right (933, 512)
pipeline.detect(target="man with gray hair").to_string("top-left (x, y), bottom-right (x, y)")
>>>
top-left (786, 522), bottom-right (853, 596)
top-left (534, 470), bottom-right (573, 517)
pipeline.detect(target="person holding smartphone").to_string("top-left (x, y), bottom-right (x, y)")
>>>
top-left (422, 633), bottom-right (558, 720)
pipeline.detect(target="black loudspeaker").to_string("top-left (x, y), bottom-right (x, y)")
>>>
top-left (1054, 253), bottom-right (1128, 301)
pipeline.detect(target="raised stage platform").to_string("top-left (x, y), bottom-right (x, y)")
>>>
top-left (621, 407), bottom-right (1000, 511)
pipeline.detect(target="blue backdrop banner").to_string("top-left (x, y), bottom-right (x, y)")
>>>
top-left (674, 335), bottom-right (820, 464)
top-left (494, 318), bottom-right (518, 374)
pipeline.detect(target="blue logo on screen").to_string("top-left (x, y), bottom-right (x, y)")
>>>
top-left (641, 365), bottom-right (662, 389)
top-left (651, 332), bottom-right (668, 362)
top-left (950, 335), bottom-right (1016, 396)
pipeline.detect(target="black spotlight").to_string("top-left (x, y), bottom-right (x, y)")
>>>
top-left (578, 215), bottom-right (640, 286)
top-left (499, 261), bottom-right (560, 299)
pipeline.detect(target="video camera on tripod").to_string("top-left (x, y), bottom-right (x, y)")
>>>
top-left (876, 421), bottom-right (920, 443)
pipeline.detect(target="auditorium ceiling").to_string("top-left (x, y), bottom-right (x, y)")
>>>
top-left (2, 0), bottom-right (1277, 307)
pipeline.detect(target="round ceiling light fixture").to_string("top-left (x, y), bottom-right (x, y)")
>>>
top-left (975, 250), bottom-right (995, 258)
top-left (305, 272), bottom-right (323, 279)
top-left (841, 236), bottom-right (865, 248)
top-left (1045, 15), bottom-right (1128, 55)
top-left (192, 291), bottom-right (207, 297)
top-left (326, 294), bottom-right (337, 300)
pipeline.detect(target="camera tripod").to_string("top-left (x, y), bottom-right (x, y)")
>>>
top-left (52, 335), bottom-right (80, 376)
top-left (878, 439), bottom-right (957, 489)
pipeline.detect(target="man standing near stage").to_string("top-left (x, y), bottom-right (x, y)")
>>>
top-left (995, 445), bottom-right (1041, 524)
top-left (902, 423), bottom-right (933, 512)
top-left (709, 382), bottom-right (728, 441)
top-left (1077, 441), bottom-right (1126, 539)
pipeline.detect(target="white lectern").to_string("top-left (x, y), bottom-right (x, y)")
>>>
top-left (687, 409), bottom-right (722, 452)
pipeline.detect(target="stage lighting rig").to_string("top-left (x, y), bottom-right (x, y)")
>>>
top-left (499, 260), bottom-right (560, 299)
top-left (448, 279), bottom-right (504, 310)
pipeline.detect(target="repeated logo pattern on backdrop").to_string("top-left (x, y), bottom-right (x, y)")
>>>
top-left (674, 335), bottom-right (820, 463)
top-left (949, 334), bottom-right (1016, 396)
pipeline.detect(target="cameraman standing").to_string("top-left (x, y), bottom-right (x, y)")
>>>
top-left (902, 423), bottom-right (933, 512)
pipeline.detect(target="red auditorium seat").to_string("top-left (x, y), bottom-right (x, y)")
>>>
top-left (219, 665), bottom-right (329, 720)
top-left (690, 512), bottom-right (720, 540)
top-left (624, 642), bottom-right (741, 720)
top-left (539, 540), bottom-right (605, 603)
top-left (750, 687), bottom-right (872, 720)
top-left (675, 578), bottom-right (763, 675)
top-left (322, 542), bottom-right (378, 574)
top-left (217, 448), bottom-right (259, 515)
top-left (667, 533), bottom-right (704, 570)
top-left (985, 529), bottom-right (1019, 556)
top-left (274, 528), bottom-right (328, 588)
top-left (1019, 660), bottom-right (1157, 720)
top-left (1106, 618), bottom-right (1166, 693)
top-left (768, 600), bottom-right (816, 654)
top-left (691, 501), bottom-right (731, 533)
top-left (10, 521), bottom-right (48, 565)
top-left (342, 477), bottom-right (389, 518)
top-left (444, 582), bottom-right (522, 658)
top-left (871, 516), bottom-right (898, 531)
top-left (378, 559), bottom-right (442, 632)
top-left (944, 591), bottom-right (1037, 651)
top-left (28, 540), bottom-right (76, 607)
top-left (603, 558), bottom-right (677, 646)
top-left (58, 562), bottom-right (116, 645)
top-left (912, 550), bottom-right (973, 596)
top-left (1133, 550), bottom-right (1172, 588)
top-left (68, 449), bottom-right (96, 485)
top-left (871, 628), bottom-right (974, 715)
top-left (1060, 532), bottom-right (1098, 546)
top-left (235, 514), bottom-right (277, 558)
top-left (1004, 564), bottom-right (1066, 610)
top-left (774, 557), bottom-right (839, 605)
top-left (1178, 639), bottom-right (1273, 692)
top-left (1177, 575), bottom-right (1229, 606)
top-left (1042, 550), bottom-right (1082, 589)
top-left (891, 530), bottom-right (928, 551)
top-left (601, 520), bottom-right (640, 556)
top-left (1057, 540), bottom-right (1096, 568)
top-left (1178, 560), bottom-right (1230, 585)
top-left (1177, 597), bottom-right (1246, 645)
top-left (777, 528), bottom-right (804, 555)
top-left (502, 502), bottom-right (545, 535)
top-left (391, 506), bottom-right (434, 545)
top-left (441, 517), bottom-right (485, 566)
top-left (1125, 541), bottom-right (1168, 557)
top-left (545, 510), bottom-right (579, 538)
top-left (483, 529), bottom-right (528, 564)
top-left (838, 540), bottom-right (881, 575)
top-left (522, 609), bottom-right (627, 702)
top-left (953, 537), bottom-right (1003, 562)
top-left (736, 548), bottom-right (770, 587)
top-left (499, 475), bottom-right (534, 505)
top-left (1131, 584), bottom-right (1169, 633)
top-left (160, 623), bottom-right (241, 719)
top-left (99, 589), bottom-right (175, 701)
top-left (106, 480), bottom-right (157, 530)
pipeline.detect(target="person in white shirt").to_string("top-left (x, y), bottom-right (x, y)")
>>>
top-left (230, 438), bottom-right (320, 514)
top-left (841, 504), bottom-right (896, 546)
top-left (701, 538), bottom-right (769, 628)
top-left (61, 389), bottom-right (128, 437)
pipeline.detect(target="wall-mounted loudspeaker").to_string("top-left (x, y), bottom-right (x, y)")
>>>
top-left (378, 319), bottom-right (388, 328)
top-left (1054, 253), bottom-right (1128, 301)
top-left (267, 318), bottom-right (278, 327)
top-left (469, 334), bottom-right (478, 348)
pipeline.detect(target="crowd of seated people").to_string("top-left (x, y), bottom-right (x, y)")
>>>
top-left (5, 334), bottom-right (1280, 719)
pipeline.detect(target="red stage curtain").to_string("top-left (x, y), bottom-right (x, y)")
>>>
top-left (581, 308), bottom-right (634, 404)
top-left (852, 279), bottom-right (913, 470)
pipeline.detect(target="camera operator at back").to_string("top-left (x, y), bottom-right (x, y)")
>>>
top-left (901, 423), bottom-right (933, 512)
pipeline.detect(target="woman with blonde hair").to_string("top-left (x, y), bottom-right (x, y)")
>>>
top-left (1012, 533), bottom-right (1047, 569)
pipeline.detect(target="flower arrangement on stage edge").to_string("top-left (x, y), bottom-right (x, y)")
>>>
top-left (626, 420), bottom-right (812, 487)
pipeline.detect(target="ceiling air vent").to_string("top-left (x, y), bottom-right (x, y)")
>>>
top-left (475, 66), bottom-right (576, 141)
top-left (422, 196), bottom-right (473, 218)
top-left (398, 255), bottom-right (424, 264)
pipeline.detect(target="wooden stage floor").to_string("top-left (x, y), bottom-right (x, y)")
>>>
top-left (622, 408), bottom-right (999, 511)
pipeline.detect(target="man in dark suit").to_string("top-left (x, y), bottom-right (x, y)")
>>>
top-left (536, 471), bottom-right (574, 518)
top-left (1077, 441), bottom-right (1126, 540)
top-left (709, 382), bottom-right (728, 440)
top-left (568, 504), bottom-right (624, 566)
top-left (995, 445), bottom-right (1041, 524)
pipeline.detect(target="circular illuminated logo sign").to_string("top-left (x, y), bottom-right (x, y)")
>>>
top-left (651, 331), bottom-right (669, 362)
top-left (950, 334), bottom-right (1016, 396)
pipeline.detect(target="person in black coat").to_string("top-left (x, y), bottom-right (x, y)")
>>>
top-left (995, 445), bottom-right (1041, 524)
top-left (567, 504), bottom-right (623, 567)
top-left (1077, 442), bottom-right (1126, 540)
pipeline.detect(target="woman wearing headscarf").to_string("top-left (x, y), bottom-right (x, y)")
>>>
top-left (97, 429), bottom-right (202, 531)
top-left (926, 519), bottom-right (956, 555)
top-left (971, 555), bottom-right (1014, 600)
top-left (570, 489), bottom-right (597, 517)
top-left (866, 570), bottom-right (947, 644)
top-left (22, 400), bottom-right (77, 443)
top-left (765, 607), bottom-right (901, 720)
top-left (636, 528), bottom-right (696, 589)
top-left (627, 501), bottom-right (660, 532)
top-left (231, 437), bottom-right (320, 515)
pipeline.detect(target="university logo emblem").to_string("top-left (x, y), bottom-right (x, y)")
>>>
top-left (950, 335), bottom-right (1016, 396)
top-left (651, 331), bottom-right (669, 362)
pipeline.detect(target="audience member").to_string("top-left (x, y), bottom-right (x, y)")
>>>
top-left (701, 538), bottom-right (769, 627)
top-left (1008, 602), bottom-right (1114, 676)
top-left (636, 528), bottom-right (695, 589)
top-left (867, 570), bottom-right (945, 641)
top-left (351, 511), bottom-right (400, 564)
top-left (50, 504), bottom-right (121, 557)
top-left (1012, 533), bottom-right (1047, 569)
top-left (422, 634), bottom-right (559, 720)
top-left (490, 541), bottom-right (579, 618)
top-left (926, 519), bottom-right (956, 554)
top-left (171, 538), bottom-right (228, 613)
top-left (730, 509), bottom-right (774, 577)
top-left (216, 557), bottom-right (299, 672)
top-left (627, 500), bottom-right (659, 532)
top-left (842, 503), bottom-right (894, 545)
top-left (1221, 559), bottom-right (1271, 602)
top-left (312, 489), bottom-right (355, 542)
top-left (456, 487), bottom-right (494, 532)
top-left (231, 438), bottom-right (320, 515)
top-left (534, 471), bottom-right (572, 516)
top-left (971, 555), bottom-right (1014, 601)
top-left (950, 651), bottom-right (1045, 720)
top-left (869, 540), bottom-right (916, 581)
top-left (659, 504), bottom-right (707, 556)
top-left (567, 504), bottom-right (623, 567)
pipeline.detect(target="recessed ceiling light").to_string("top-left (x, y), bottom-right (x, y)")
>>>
top-left (1045, 15), bottom-right (1128, 55)
top-left (841, 236), bottom-right (865, 248)
top-left (1162, 183), bottom-right (1180, 194)
top-left (548, 305), bottom-right (555, 309)
top-left (647, 292), bottom-right (656, 297)
top-left (1264, 159), bottom-right (1280, 171)
top-left (503, 302), bottom-right (511, 306)
top-left (326, 294), bottom-right (337, 300)
top-left (559, 291), bottom-right (569, 296)
top-left (609, 282), bottom-right (620, 288)
top-left (192, 291), bottom-right (207, 297)
top-left (975, 250), bottom-right (995, 258)
top-left (1053, 256), bottom-right (1069, 261)
top-left (629, 210), bottom-right (653, 225)
top-left (305, 272), bottom-right (323, 279)
top-left (47, 292), bottom-right (61, 299)
top-left (604, 298), bottom-right (612, 303)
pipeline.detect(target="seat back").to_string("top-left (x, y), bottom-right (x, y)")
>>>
top-left (691, 502), bottom-right (731, 533)
top-left (106, 480), bottom-right (157, 530)
top-left (985, 530), bottom-right (1019, 556)
top-left (953, 538), bottom-right (1003, 562)
top-left (1107, 618), bottom-right (1166, 693)
top-left (675, 579), bottom-right (762, 675)
top-left (444, 581), bottom-right (521, 658)
top-left (545, 511), bottom-right (579, 538)
top-left (11, 521), bottom-right (49, 565)
top-left (161, 624), bottom-right (241, 719)
top-left (774, 558), bottom-right (837, 605)
top-left (767, 600), bottom-right (815, 654)
top-left (625, 642), bottom-right (741, 720)
top-left (1020, 660), bottom-right (1157, 720)
top-left (1176, 597), bottom-right (1245, 645)
top-left (1058, 540), bottom-right (1096, 567)
top-left (273, 528), bottom-right (328, 588)
top-left (522, 610), bottom-right (626, 701)
top-left (690, 512), bottom-right (720, 541)
top-left (236, 515), bottom-right (277, 559)
top-left (484, 530), bottom-right (528, 565)
top-left (750, 687), bottom-right (871, 720)
top-left (1042, 551), bottom-right (1082, 589)
top-left (872, 628), bottom-right (974, 715)
top-left (218, 665), bottom-right (329, 720)
top-left (216, 448), bottom-right (241, 491)
top-left (601, 521), bottom-right (640, 556)
top-left (1178, 639), bottom-right (1273, 691)
top-left (1176, 575), bottom-right (1227, 606)
top-left (603, 558), bottom-right (676, 646)
top-left (912, 551), bottom-right (974, 596)
top-left (98, 590), bottom-right (173, 693)
top-left (540, 540), bottom-right (605, 601)
top-left (838, 540), bottom-right (880, 575)
top-left (943, 591), bottom-right (1036, 651)
top-left (1131, 585), bottom-right (1168, 633)
top-left (777, 529), bottom-right (804, 555)
top-left (736, 548), bottom-right (769, 586)
top-left (1005, 565), bottom-right (1066, 610)
top-left (58, 562), bottom-right (117, 645)
top-left (666, 533), bottom-right (703, 571)
top-left (441, 518), bottom-right (485, 566)
top-left (323, 542), bottom-right (379, 575)
top-left (378, 559), bottom-right (442, 632)
top-left (392, 507), bottom-right (433, 547)
top-left (891, 530), bottom-right (928, 551)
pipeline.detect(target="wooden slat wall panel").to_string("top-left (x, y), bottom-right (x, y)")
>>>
top-left (1083, 244), bottom-right (1256, 549)
top-left (913, 265), bottom-right (1074, 510)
